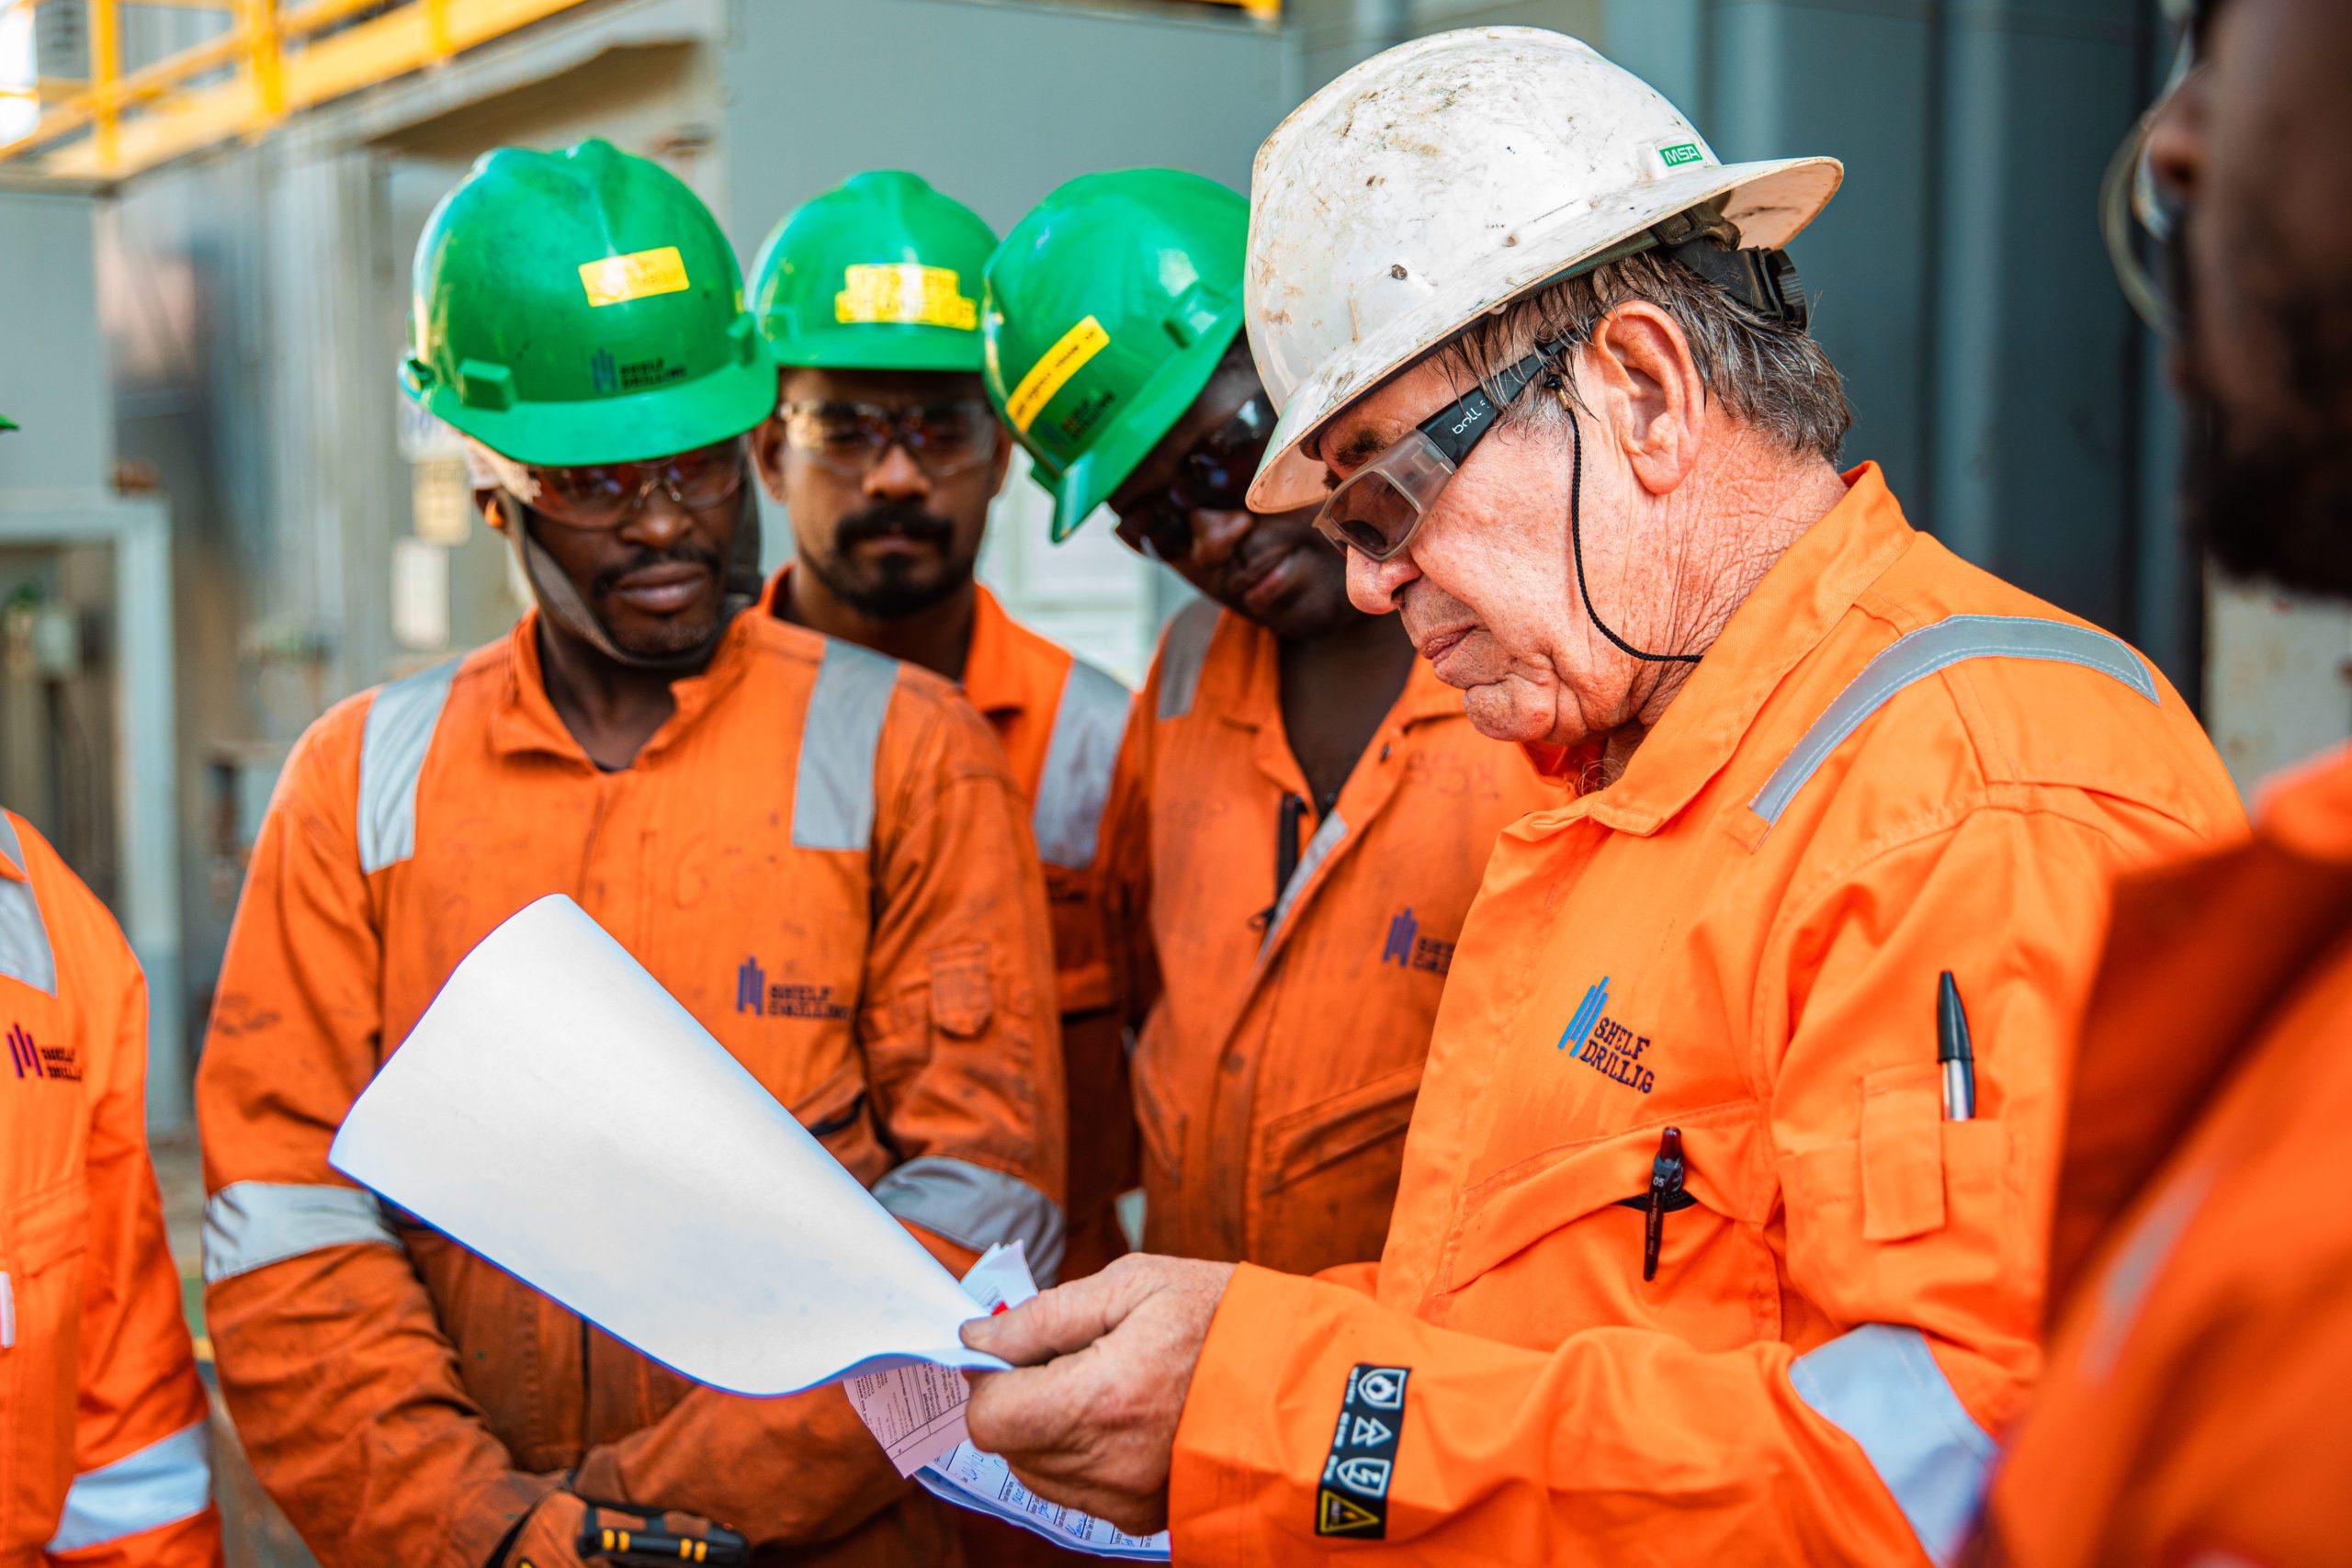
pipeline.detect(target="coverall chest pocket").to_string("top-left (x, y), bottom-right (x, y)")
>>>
top-left (1, 1177), bottom-right (92, 1538)
top-left (1250, 1063), bottom-right (1423, 1276)
top-left (1430, 1111), bottom-right (1775, 1353)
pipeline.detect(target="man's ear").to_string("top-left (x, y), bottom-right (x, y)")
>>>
top-left (1586, 300), bottom-right (1705, 498)
top-left (984, 420), bottom-right (1016, 500)
top-left (749, 414), bottom-right (791, 502)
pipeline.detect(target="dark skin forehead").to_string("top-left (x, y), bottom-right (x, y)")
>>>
top-left (778, 365), bottom-right (990, 407)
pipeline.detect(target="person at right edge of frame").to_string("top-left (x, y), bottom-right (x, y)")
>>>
top-left (1973, 0), bottom-right (2352, 1560)
top-left (978, 168), bottom-right (1552, 1277)
top-left (955, 28), bottom-right (2247, 1567)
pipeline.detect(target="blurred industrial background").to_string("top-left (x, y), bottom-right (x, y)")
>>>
top-left (0, 0), bottom-right (2335, 1147)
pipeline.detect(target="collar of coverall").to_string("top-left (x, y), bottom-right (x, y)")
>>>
top-left (1516, 461), bottom-right (1916, 839)
top-left (485, 601), bottom-right (763, 768)
top-left (761, 563), bottom-right (1031, 719)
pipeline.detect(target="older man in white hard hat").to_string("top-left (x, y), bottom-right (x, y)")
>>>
top-left (955, 28), bottom-right (2242, 1567)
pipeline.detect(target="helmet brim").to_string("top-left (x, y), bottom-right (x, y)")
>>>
top-left (1245, 154), bottom-right (1844, 513)
top-left (768, 324), bottom-right (988, 376)
top-left (1041, 314), bottom-right (1247, 544)
top-left (407, 354), bottom-right (779, 468)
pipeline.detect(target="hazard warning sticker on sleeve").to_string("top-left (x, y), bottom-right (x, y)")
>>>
top-left (1316, 1364), bottom-right (1408, 1540)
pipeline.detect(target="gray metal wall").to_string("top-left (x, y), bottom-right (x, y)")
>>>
top-left (1607, 0), bottom-right (2183, 689)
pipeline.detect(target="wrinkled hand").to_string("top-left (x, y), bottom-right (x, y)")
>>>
top-left (960, 1253), bottom-right (1237, 1535)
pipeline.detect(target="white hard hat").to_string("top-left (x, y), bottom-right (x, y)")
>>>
top-left (1243, 28), bottom-right (1844, 512)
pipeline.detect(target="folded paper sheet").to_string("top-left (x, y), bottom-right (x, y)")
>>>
top-left (329, 894), bottom-right (1005, 1393)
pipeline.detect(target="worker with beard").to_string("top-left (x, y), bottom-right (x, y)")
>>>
top-left (748, 171), bottom-right (1134, 1280)
top-left (980, 170), bottom-right (1552, 1275)
top-left (1975, 0), bottom-right (2352, 1560)
top-left (198, 141), bottom-right (1064, 1568)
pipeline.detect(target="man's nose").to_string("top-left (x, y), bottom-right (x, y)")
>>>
top-left (865, 442), bottom-right (933, 502)
top-left (621, 483), bottom-right (695, 549)
top-left (1185, 508), bottom-right (1253, 569)
top-left (2143, 66), bottom-right (2208, 215)
top-left (1347, 545), bottom-right (1417, 615)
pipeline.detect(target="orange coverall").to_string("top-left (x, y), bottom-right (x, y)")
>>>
top-left (2, 808), bottom-right (218, 1568)
top-left (1973, 747), bottom-right (2352, 1567)
top-left (1100, 601), bottom-right (1550, 1273)
top-left (197, 611), bottom-right (1063, 1568)
top-left (1166, 465), bottom-right (2245, 1565)
top-left (767, 570), bottom-right (1134, 1277)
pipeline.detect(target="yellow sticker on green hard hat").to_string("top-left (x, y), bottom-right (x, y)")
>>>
top-left (579, 246), bottom-right (691, 308)
top-left (835, 264), bottom-right (978, 332)
top-left (1005, 315), bottom-right (1111, 434)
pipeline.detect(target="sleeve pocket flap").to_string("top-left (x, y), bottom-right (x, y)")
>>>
top-left (1860, 1064), bottom-right (1945, 1242)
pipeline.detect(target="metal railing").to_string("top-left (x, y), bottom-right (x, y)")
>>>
top-left (0, 0), bottom-right (1281, 182)
top-left (0, 0), bottom-right (599, 180)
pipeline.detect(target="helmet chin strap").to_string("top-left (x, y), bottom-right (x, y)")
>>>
top-left (499, 484), bottom-right (764, 674)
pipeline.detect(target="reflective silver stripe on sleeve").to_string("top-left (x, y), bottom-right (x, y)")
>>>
top-left (1265, 807), bottom-right (1347, 946)
top-left (1155, 599), bottom-right (1220, 722)
top-left (202, 1181), bottom-right (401, 1285)
top-left (1751, 615), bottom-right (2157, 827)
top-left (1032, 659), bottom-right (1131, 869)
top-left (1787, 1324), bottom-right (1997, 1565)
top-left (0, 811), bottom-right (56, 995)
top-left (356, 659), bottom-right (461, 874)
top-left (45, 1417), bottom-right (212, 1552)
top-left (873, 1156), bottom-right (1068, 1286)
top-left (793, 638), bottom-right (899, 852)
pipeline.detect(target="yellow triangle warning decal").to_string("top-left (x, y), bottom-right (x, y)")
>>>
top-left (1317, 1489), bottom-right (1382, 1536)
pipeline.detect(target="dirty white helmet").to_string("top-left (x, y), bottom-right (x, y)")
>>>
top-left (1243, 28), bottom-right (1844, 512)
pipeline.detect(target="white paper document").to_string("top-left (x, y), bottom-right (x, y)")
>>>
top-left (328, 895), bottom-right (1005, 1394)
top-left (844, 1243), bottom-right (1044, 1476)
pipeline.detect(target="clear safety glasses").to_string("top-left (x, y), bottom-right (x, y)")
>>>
top-left (2100, 0), bottom-right (2207, 336)
top-left (474, 438), bottom-right (748, 529)
top-left (777, 398), bottom-right (1000, 479)
top-left (1313, 336), bottom-right (1567, 562)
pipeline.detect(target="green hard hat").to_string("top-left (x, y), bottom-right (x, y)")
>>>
top-left (401, 138), bottom-right (774, 467)
top-left (982, 169), bottom-right (1248, 542)
top-left (0, 417), bottom-right (15, 432)
top-left (749, 171), bottom-right (997, 374)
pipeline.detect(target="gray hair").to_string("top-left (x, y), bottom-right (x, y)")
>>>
top-left (1430, 240), bottom-right (1853, 462)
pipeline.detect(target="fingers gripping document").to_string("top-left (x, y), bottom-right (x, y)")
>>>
top-left (328, 896), bottom-right (1168, 1561)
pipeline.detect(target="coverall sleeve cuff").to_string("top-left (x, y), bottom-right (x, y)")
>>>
top-left (1169, 1263), bottom-right (1363, 1562)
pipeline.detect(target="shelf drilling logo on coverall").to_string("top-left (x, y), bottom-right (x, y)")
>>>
top-left (1555, 976), bottom-right (1659, 1095)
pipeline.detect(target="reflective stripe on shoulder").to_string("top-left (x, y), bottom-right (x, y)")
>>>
top-left (1156, 599), bottom-right (1220, 723)
top-left (1751, 615), bottom-right (2157, 828)
top-left (356, 659), bottom-right (461, 874)
top-left (46, 1417), bottom-right (212, 1553)
top-left (0, 810), bottom-right (56, 995)
top-left (873, 1156), bottom-right (1068, 1286)
top-left (1787, 1324), bottom-right (1996, 1565)
top-left (1265, 807), bottom-right (1347, 948)
top-left (1032, 658), bottom-right (1130, 869)
top-left (794, 638), bottom-right (899, 852)
top-left (202, 1181), bottom-right (400, 1285)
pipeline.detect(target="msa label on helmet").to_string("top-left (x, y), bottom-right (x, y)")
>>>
top-left (834, 263), bottom-right (978, 332)
top-left (1658, 141), bottom-right (1706, 168)
top-left (1005, 314), bottom-right (1110, 434)
top-left (579, 245), bottom-right (691, 308)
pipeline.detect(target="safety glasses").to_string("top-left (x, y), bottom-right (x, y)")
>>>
top-left (777, 398), bottom-right (1000, 479)
top-left (1312, 337), bottom-right (1566, 562)
top-left (2100, 0), bottom-right (2207, 335)
top-left (1111, 393), bottom-right (1276, 563)
top-left (480, 439), bottom-right (748, 530)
